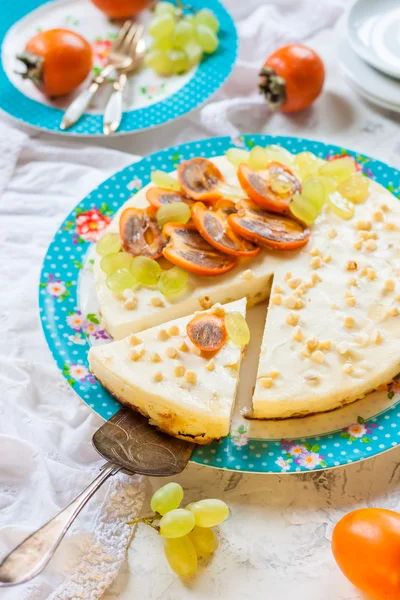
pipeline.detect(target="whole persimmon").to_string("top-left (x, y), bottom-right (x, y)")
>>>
top-left (90, 0), bottom-right (151, 19)
top-left (18, 29), bottom-right (92, 97)
top-left (259, 43), bottom-right (325, 113)
top-left (332, 508), bottom-right (400, 600)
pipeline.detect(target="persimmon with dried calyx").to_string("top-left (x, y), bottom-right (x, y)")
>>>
top-left (162, 223), bottom-right (236, 276)
top-left (178, 158), bottom-right (246, 203)
top-left (228, 201), bottom-right (310, 251)
top-left (187, 313), bottom-right (227, 352)
top-left (192, 200), bottom-right (260, 257)
top-left (237, 162), bottom-right (301, 213)
top-left (146, 187), bottom-right (194, 210)
top-left (17, 29), bottom-right (93, 98)
top-left (119, 207), bottom-right (166, 259)
top-left (259, 44), bottom-right (325, 113)
top-left (90, 0), bottom-right (150, 19)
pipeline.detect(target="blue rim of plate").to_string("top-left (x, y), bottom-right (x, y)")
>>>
top-left (39, 134), bottom-right (400, 473)
top-left (0, 0), bottom-right (238, 136)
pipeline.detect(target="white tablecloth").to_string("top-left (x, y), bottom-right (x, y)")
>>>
top-left (4, 1), bottom-right (400, 599)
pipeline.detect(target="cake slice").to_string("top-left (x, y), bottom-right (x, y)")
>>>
top-left (88, 298), bottom-right (247, 444)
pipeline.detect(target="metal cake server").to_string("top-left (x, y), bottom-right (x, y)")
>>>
top-left (0, 408), bottom-right (195, 587)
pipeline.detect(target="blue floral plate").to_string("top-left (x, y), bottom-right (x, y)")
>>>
top-left (39, 135), bottom-right (400, 473)
top-left (0, 0), bottom-right (237, 136)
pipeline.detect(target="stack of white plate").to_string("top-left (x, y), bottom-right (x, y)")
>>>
top-left (338, 0), bottom-right (400, 112)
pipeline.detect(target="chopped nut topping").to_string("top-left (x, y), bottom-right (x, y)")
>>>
top-left (348, 276), bottom-right (357, 287)
top-left (165, 346), bottom-right (178, 359)
top-left (168, 325), bottom-right (180, 336)
top-left (328, 228), bottom-right (337, 239)
top-left (344, 316), bottom-right (355, 329)
top-left (331, 303), bottom-right (339, 310)
top-left (283, 296), bottom-right (297, 309)
top-left (337, 341), bottom-right (350, 355)
top-left (128, 334), bottom-right (142, 346)
top-left (346, 296), bottom-right (356, 307)
top-left (259, 377), bottom-right (273, 388)
top-left (241, 269), bottom-right (254, 281)
top-left (304, 372), bottom-right (320, 385)
top-left (383, 279), bottom-right (395, 292)
top-left (149, 352), bottom-right (161, 363)
top-left (346, 260), bottom-right (358, 271)
top-left (153, 371), bottom-right (163, 383)
top-left (157, 329), bottom-right (170, 341)
top-left (205, 359), bottom-right (215, 372)
top-left (355, 220), bottom-right (372, 231)
top-left (130, 347), bottom-right (145, 361)
top-left (310, 248), bottom-right (321, 257)
top-left (359, 231), bottom-right (369, 241)
top-left (311, 272), bottom-right (322, 285)
top-left (300, 346), bottom-right (311, 358)
top-left (367, 231), bottom-right (378, 240)
top-left (373, 210), bottom-right (384, 222)
top-left (343, 363), bottom-right (354, 375)
top-left (185, 370), bottom-right (197, 384)
top-left (150, 296), bottom-right (164, 307)
top-left (295, 299), bottom-right (305, 309)
top-left (323, 254), bottom-right (332, 264)
top-left (179, 341), bottom-right (189, 352)
top-left (388, 307), bottom-right (399, 318)
top-left (122, 289), bottom-right (137, 310)
top-left (174, 365), bottom-right (186, 377)
top-left (267, 370), bottom-right (280, 378)
top-left (384, 222), bottom-right (397, 231)
top-left (306, 336), bottom-right (318, 351)
top-left (272, 294), bottom-right (282, 306)
top-left (353, 240), bottom-right (363, 251)
top-left (284, 271), bottom-right (292, 281)
top-left (310, 256), bottom-right (323, 269)
top-left (274, 285), bottom-right (284, 294)
top-left (319, 340), bottom-right (331, 351)
top-left (292, 326), bottom-right (303, 342)
top-left (380, 203), bottom-right (390, 212)
top-left (371, 329), bottom-right (383, 344)
top-left (286, 312), bottom-right (299, 326)
top-left (288, 277), bottom-right (302, 289)
top-left (311, 350), bottom-right (325, 364)
top-left (366, 268), bottom-right (377, 280)
top-left (365, 239), bottom-right (377, 252)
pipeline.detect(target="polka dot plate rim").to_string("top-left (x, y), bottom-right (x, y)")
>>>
top-left (39, 134), bottom-right (400, 474)
top-left (0, 0), bottom-right (238, 137)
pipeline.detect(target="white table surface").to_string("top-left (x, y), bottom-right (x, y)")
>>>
top-left (3, 17), bottom-right (400, 600)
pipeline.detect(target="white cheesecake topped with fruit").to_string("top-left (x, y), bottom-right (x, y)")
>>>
top-left (91, 144), bottom-right (400, 434)
top-left (89, 299), bottom-right (248, 443)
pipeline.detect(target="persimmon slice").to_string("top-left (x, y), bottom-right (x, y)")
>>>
top-left (162, 223), bottom-right (237, 276)
top-left (146, 187), bottom-right (193, 209)
top-left (119, 207), bottom-right (166, 259)
top-left (187, 313), bottom-right (227, 352)
top-left (237, 162), bottom-right (301, 213)
top-left (192, 200), bottom-right (260, 257)
top-left (178, 158), bottom-right (224, 202)
top-left (228, 201), bottom-right (310, 250)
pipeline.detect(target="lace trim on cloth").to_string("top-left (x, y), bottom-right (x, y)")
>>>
top-left (46, 473), bottom-right (145, 600)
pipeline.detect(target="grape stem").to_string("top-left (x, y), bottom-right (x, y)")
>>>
top-left (175, 0), bottom-right (195, 15)
top-left (127, 512), bottom-right (161, 532)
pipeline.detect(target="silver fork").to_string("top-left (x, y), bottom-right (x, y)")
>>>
top-left (60, 21), bottom-right (141, 131)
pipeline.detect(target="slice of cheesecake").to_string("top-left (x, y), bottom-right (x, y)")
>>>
top-left (88, 298), bottom-right (247, 444)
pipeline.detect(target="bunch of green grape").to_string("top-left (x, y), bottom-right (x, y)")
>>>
top-left (145, 2), bottom-right (220, 76)
top-left (130, 482), bottom-right (229, 577)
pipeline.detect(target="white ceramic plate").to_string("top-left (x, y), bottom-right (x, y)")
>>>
top-left (347, 0), bottom-right (400, 79)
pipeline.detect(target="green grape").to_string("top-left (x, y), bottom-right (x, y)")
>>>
top-left (159, 508), bottom-right (195, 538)
top-left (318, 175), bottom-right (337, 197)
top-left (164, 536), bottom-right (198, 577)
top-left (328, 191), bottom-right (354, 220)
top-left (265, 145), bottom-right (294, 166)
top-left (293, 151), bottom-right (321, 179)
top-left (106, 268), bottom-right (137, 293)
top-left (96, 233), bottom-right (121, 256)
top-left (156, 202), bottom-right (191, 229)
top-left (194, 8), bottom-right (220, 33)
top-left (338, 174), bottom-right (370, 204)
top-left (151, 170), bottom-right (181, 191)
top-left (100, 252), bottom-right (132, 275)
top-left (302, 177), bottom-right (326, 210)
top-left (188, 499), bottom-right (229, 528)
top-left (148, 13), bottom-right (175, 41)
top-left (195, 24), bottom-right (219, 54)
top-left (130, 256), bottom-right (161, 286)
top-left (249, 146), bottom-right (269, 171)
top-left (168, 49), bottom-right (190, 74)
top-left (318, 156), bottom-right (356, 183)
top-left (145, 49), bottom-right (173, 76)
top-left (172, 19), bottom-right (195, 50)
top-left (151, 482), bottom-right (184, 515)
top-left (151, 36), bottom-right (174, 52)
top-left (158, 267), bottom-right (189, 298)
top-left (225, 147), bottom-right (250, 167)
top-left (184, 40), bottom-right (203, 66)
top-left (225, 312), bottom-right (250, 347)
top-left (189, 526), bottom-right (219, 556)
top-left (185, 14), bottom-right (195, 25)
top-left (290, 194), bottom-right (319, 225)
top-left (154, 1), bottom-right (177, 17)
